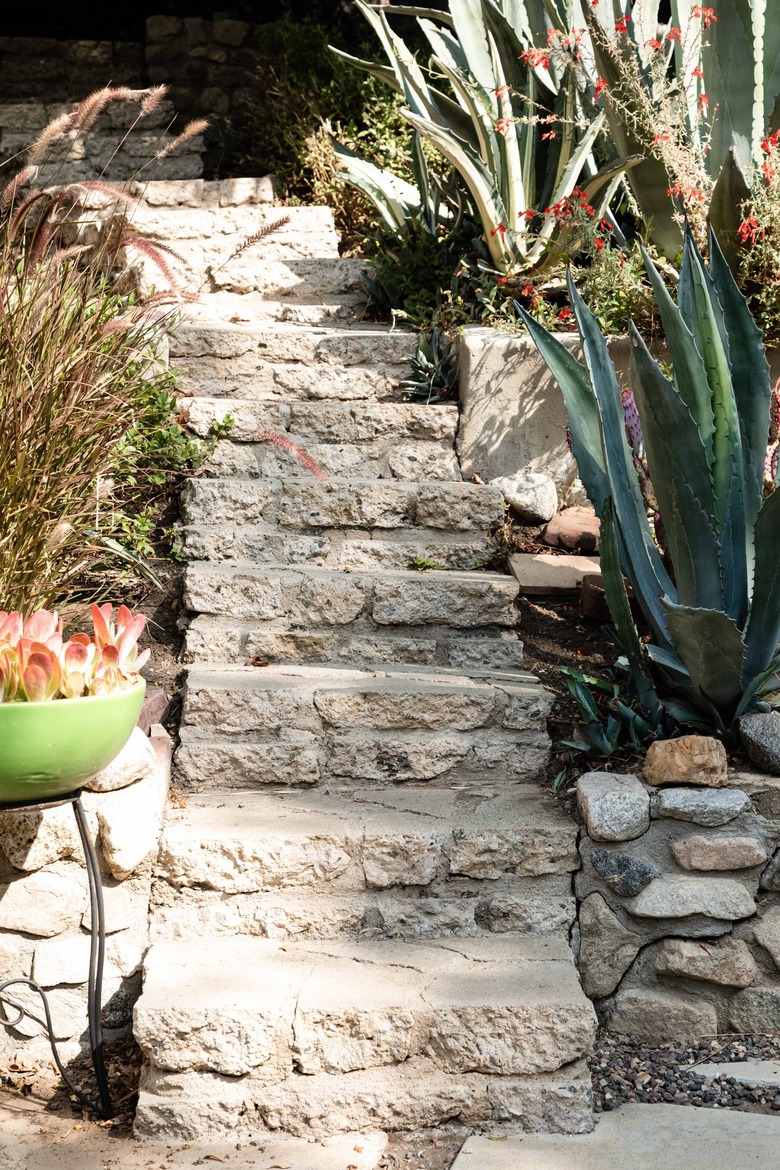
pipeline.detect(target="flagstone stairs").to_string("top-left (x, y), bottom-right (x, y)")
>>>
top-left (130, 182), bottom-right (596, 1144)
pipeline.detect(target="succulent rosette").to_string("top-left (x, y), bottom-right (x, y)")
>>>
top-left (0, 604), bottom-right (149, 703)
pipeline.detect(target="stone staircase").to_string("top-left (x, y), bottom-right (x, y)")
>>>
top-left (131, 183), bottom-right (596, 1144)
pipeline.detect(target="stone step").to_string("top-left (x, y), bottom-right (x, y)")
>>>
top-left (150, 875), bottom-right (576, 943)
top-left (133, 935), bottom-right (597, 1140)
top-left (183, 617), bottom-right (525, 671)
top-left (182, 397), bottom-right (458, 445)
top-left (175, 664), bottom-right (551, 789)
top-left (202, 435), bottom-right (460, 480)
top-left (180, 477), bottom-right (501, 529)
top-left (177, 524), bottom-right (494, 571)
top-left (170, 320), bottom-right (414, 400)
top-left (149, 787), bottom-right (576, 940)
top-left (183, 564), bottom-right (519, 630)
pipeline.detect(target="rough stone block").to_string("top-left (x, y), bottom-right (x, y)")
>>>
top-left (609, 988), bottom-right (718, 1041)
top-left (84, 725), bottom-right (157, 792)
top-left (577, 893), bottom-right (642, 999)
top-left (508, 552), bottom-right (601, 594)
top-left (654, 787), bottom-right (751, 827)
top-left (654, 936), bottom-right (757, 987)
top-left (0, 869), bottom-right (86, 937)
top-left (626, 876), bottom-right (756, 921)
top-left (671, 834), bottom-right (768, 871)
top-left (576, 772), bottom-right (650, 842)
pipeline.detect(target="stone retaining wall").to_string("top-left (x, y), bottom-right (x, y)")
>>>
top-left (574, 755), bottom-right (780, 1042)
top-left (0, 725), bottom-right (170, 1067)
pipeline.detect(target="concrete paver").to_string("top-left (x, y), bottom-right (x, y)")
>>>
top-left (451, 1103), bottom-right (780, 1169)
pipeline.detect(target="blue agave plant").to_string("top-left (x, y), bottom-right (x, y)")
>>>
top-left (519, 227), bottom-right (780, 733)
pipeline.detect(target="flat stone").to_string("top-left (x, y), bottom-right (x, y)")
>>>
top-left (752, 906), bottom-right (780, 969)
top-left (0, 869), bottom-right (86, 937)
top-left (655, 787), bottom-right (751, 826)
top-left (0, 804), bottom-right (84, 872)
top-left (626, 876), bottom-right (756, 921)
top-left (578, 894), bottom-right (642, 999)
top-left (32, 936), bottom-right (91, 987)
top-left (543, 506), bottom-right (600, 553)
top-left (450, 1102), bottom-right (780, 1170)
top-left (608, 988), bottom-right (718, 1041)
top-left (654, 936), bottom-right (758, 987)
top-left (728, 985), bottom-right (780, 1032)
top-left (85, 748), bottom-right (169, 880)
top-left (671, 833), bottom-right (768, 871)
top-left (589, 848), bottom-right (659, 896)
top-left (490, 472), bottom-right (558, 524)
top-left (84, 726), bottom-right (156, 792)
top-left (643, 736), bottom-right (727, 788)
top-left (690, 1060), bottom-right (780, 1090)
top-left (739, 712), bottom-right (780, 775)
top-left (577, 772), bottom-right (650, 842)
top-left (508, 552), bottom-right (600, 595)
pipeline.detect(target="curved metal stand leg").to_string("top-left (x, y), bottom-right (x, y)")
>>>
top-left (73, 796), bottom-right (114, 1119)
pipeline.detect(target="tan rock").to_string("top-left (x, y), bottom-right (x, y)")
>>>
top-left (0, 804), bottom-right (84, 872)
top-left (32, 936), bottom-right (91, 987)
top-left (609, 988), bottom-right (718, 1041)
top-left (626, 876), bottom-right (755, 920)
top-left (643, 736), bottom-right (727, 788)
top-left (655, 936), bottom-right (758, 987)
top-left (86, 752), bottom-right (169, 880)
top-left (671, 834), bottom-right (768, 871)
top-left (84, 725), bottom-right (157, 792)
top-left (578, 894), bottom-right (642, 999)
top-left (0, 869), bottom-right (86, 937)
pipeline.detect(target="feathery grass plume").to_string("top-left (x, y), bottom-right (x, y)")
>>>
top-left (27, 112), bottom-right (77, 163)
top-left (141, 85), bottom-right (168, 117)
top-left (229, 215), bottom-right (291, 261)
top-left (71, 86), bottom-right (115, 133)
top-left (256, 431), bottom-right (326, 479)
top-left (121, 234), bottom-right (187, 289)
top-left (154, 119), bottom-right (208, 163)
top-left (0, 166), bottom-right (38, 211)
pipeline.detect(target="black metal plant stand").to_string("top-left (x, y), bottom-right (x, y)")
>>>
top-left (0, 791), bottom-right (113, 1118)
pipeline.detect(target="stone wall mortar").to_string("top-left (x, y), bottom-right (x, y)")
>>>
top-left (574, 766), bottom-right (780, 1041)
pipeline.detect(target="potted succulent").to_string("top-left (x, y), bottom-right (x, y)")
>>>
top-left (0, 603), bottom-right (148, 804)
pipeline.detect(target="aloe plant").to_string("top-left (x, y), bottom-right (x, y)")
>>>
top-left (333, 0), bottom-right (632, 274)
top-left (519, 228), bottom-right (780, 733)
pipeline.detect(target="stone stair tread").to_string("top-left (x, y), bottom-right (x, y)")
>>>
top-left (183, 616), bottom-right (525, 671)
top-left (183, 661), bottom-right (542, 692)
top-left (181, 397), bottom-right (459, 442)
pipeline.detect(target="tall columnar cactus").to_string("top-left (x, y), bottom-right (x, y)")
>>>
top-left (519, 228), bottom-right (780, 732)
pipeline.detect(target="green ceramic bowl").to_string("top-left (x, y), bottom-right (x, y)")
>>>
top-left (0, 679), bottom-right (146, 804)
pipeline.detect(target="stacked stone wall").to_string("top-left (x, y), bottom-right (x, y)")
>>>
top-left (575, 743), bottom-right (780, 1040)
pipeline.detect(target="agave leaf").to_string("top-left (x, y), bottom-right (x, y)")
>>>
top-left (332, 141), bottom-right (419, 232)
top-left (628, 322), bottom-right (724, 613)
top-left (421, 23), bottom-right (499, 175)
top-left (736, 653), bottom-right (780, 720)
top-left (600, 498), bottom-right (662, 718)
top-left (567, 275), bottom-right (676, 643)
top-left (742, 487), bottom-right (780, 684)
top-left (448, 0), bottom-right (497, 96)
top-left (385, 5), bottom-right (456, 23)
top-left (638, 241), bottom-right (715, 453)
top-left (516, 310), bottom-right (609, 508)
top-left (708, 223), bottom-right (772, 538)
top-left (702, 0), bottom-right (767, 175)
top-left (662, 601), bottom-right (746, 723)
top-left (328, 47), bottom-right (401, 93)
top-left (402, 109), bottom-right (512, 268)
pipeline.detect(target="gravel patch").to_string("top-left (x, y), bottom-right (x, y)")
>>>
top-left (590, 1030), bottom-right (780, 1114)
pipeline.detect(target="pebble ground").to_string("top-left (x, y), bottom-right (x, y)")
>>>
top-left (590, 1030), bottom-right (780, 1115)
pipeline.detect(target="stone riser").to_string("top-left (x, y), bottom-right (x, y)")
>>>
top-left (177, 525), bottom-right (493, 571)
top-left (125, 204), bottom-right (340, 257)
top-left (182, 398), bottom-right (459, 445)
top-left (174, 362), bottom-right (408, 401)
top-left (180, 478), bottom-right (503, 533)
top-left (135, 1057), bottom-right (594, 1141)
top-left (183, 565), bottom-right (520, 630)
top-left (153, 787), bottom-right (577, 894)
top-left (201, 437), bottom-right (461, 481)
top-left (169, 321), bottom-right (417, 367)
top-left (174, 733), bottom-right (551, 789)
top-left (149, 880), bottom-right (577, 943)
top-left (183, 617), bottom-right (526, 672)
